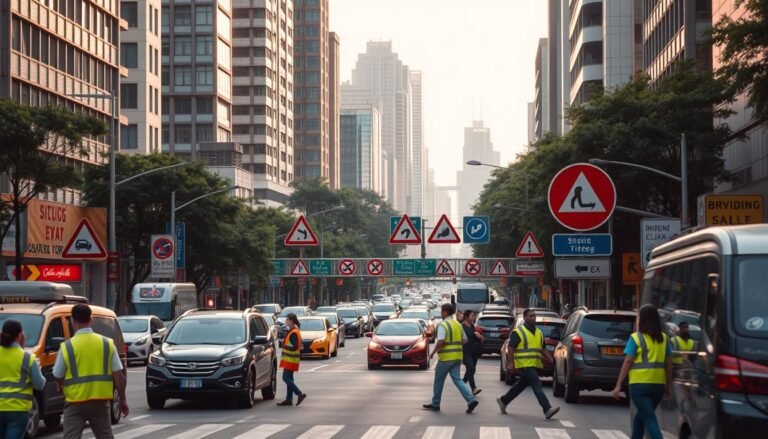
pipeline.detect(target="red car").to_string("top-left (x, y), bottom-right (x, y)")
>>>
top-left (500, 316), bottom-right (567, 384)
top-left (367, 319), bottom-right (431, 370)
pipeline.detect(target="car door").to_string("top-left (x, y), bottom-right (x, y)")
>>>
top-left (41, 316), bottom-right (66, 416)
top-left (250, 317), bottom-right (271, 387)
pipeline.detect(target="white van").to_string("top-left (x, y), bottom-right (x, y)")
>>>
top-left (130, 283), bottom-right (198, 324)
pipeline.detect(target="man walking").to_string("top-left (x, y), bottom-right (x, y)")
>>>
top-left (54, 304), bottom-right (129, 439)
top-left (497, 309), bottom-right (560, 419)
top-left (461, 310), bottom-right (484, 395)
top-left (423, 304), bottom-right (479, 414)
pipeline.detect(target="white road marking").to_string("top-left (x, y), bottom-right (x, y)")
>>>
top-left (335, 360), bottom-right (341, 363)
top-left (349, 352), bottom-right (357, 356)
top-left (592, 430), bottom-right (630, 439)
top-left (422, 426), bottom-right (454, 439)
top-left (535, 428), bottom-right (571, 439)
top-left (296, 424), bottom-right (345, 439)
top-left (362, 348), bottom-right (368, 351)
top-left (166, 424), bottom-right (232, 439)
top-left (361, 425), bottom-right (400, 439)
top-left (479, 426), bottom-right (511, 439)
top-left (308, 364), bottom-right (331, 372)
top-left (127, 415), bottom-right (150, 421)
top-left (409, 416), bottom-right (421, 423)
top-left (114, 424), bottom-right (174, 439)
top-left (559, 420), bottom-right (575, 428)
top-left (232, 424), bottom-right (290, 439)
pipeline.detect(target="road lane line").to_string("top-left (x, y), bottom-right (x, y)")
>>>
top-left (128, 415), bottom-right (150, 421)
top-left (114, 424), bottom-right (174, 439)
top-left (296, 424), bottom-right (345, 439)
top-left (409, 416), bottom-right (421, 423)
top-left (361, 425), bottom-right (400, 439)
top-left (479, 426), bottom-right (511, 439)
top-left (232, 424), bottom-right (290, 439)
top-left (422, 426), bottom-right (454, 439)
top-left (308, 364), bottom-right (331, 372)
top-left (535, 428), bottom-right (571, 439)
top-left (166, 424), bottom-right (232, 439)
top-left (559, 420), bottom-right (575, 428)
top-left (592, 430), bottom-right (630, 439)
top-left (349, 352), bottom-right (357, 356)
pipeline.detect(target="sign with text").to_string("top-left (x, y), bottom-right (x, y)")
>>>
top-left (697, 194), bottom-right (764, 226)
top-left (514, 261), bottom-right (546, 277)
top-left (554, 258), bottom-right (611, 279)
top-left (641, 218), bottom-right (681, 269)
top-left (552, 233), bottom-right (612, 256)
top-left (150, 234), bottom-right (175, 278)
top-left (6, 264), bottom-right (82, 282)
top-left (310, 259), bottom-right (333, 276)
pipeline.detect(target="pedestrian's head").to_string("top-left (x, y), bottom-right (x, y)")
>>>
top-left (441, 303), bottom-right (454, 319)
top-left (71, 303), bottom-right (93, 329)
top-left (286, 313), bottom-right (299, 329)
top-left (523, 308), bottom-right (537, 326)
top-left (463, 309), bottom-right (475, 324)
top-left (637, 304), bottom-right (664, 343)
top-left (678, 321), bottom-right (690, 338)
top-left (0, 319), bottom-right (24, 347)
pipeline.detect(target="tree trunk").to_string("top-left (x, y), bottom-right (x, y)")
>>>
top-left (13, 199), bottom-right (23, 280)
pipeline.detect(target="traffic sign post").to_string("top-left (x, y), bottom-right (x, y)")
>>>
top-left (464, 259), bottom-right (482, 276)
top-left (309, 259), bottom-right (332, 275)
top-left (62, 219), bottom-right (107, 259)
top-left (463, 216), bottom-right (490, 244)
top-left (367, 259), bottom-right (385, 276)
top-left (284, 215), bottom-right (319, 246)
top-left (548, 163), bottom-right (617, 232)
top-left (427, 214), bottom-right (461, 244)
top-left (489, 260), bottom-right (510, 276)
top-left (338, 259), bottom-right (356, 276)
top-left (150, 234), bottom-right (175, 278)
top-left (552, 233), bottom-right (612, 256)
top-left (515, 231), bottom-right (544, 258)
top-left (641, 218), bottom-right (681, 268)
top-left (514, 261), bottom-right (545, 277)
top-left (390, 215), bottom-right (422, 244)
top-left (436, 259), bottom-right (455, 276)
top-left (554, 258), bottom-right (610, 279)
top-left (291, 260), bottom-right (310, 276)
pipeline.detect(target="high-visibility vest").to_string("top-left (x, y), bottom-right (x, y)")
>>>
top-left (629, 332), bottom-right (668, 384)
top-left (0, 346), bottom-right (35, 412)
top-left (280, 328), bottom-right (301, 371)
top-left (60, 332), bottom-right (115, 403)
top-left (672, 336), bottom-right (695, 365)
top-left (437, 319), bottom-right (463, 362)
top-left (513, 325), bottom-right (543, 369)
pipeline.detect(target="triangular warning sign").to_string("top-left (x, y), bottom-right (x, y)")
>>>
top-left (390, 215), bottom-right (421, 244)
top-left (284, 216), bottom-right (319, 246)
top-left (291, 260), bottom-right (310, 276)
top-left (436, 259), bottom-right (455, 276)
top-left (490, 260), bottom-right (510, 276)
top-left (557, 172), bottom-right (606, 213)
top-left (515, 231), bottom-right (544, 258)
top-left (62, 219), bottom-right (107, 259)
top-left (428, 214), bottom-right (461, 244)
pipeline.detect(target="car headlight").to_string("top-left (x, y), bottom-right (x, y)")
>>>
top-left (348, 321), bottom-right (359, 327)
top-left (135, 336), bottom-right (149, 346)
top-left (221, 353), bottom-right (247, 366)
top-left (369, 341), bottom-right (381, 350)
top-left (148, 353), bottom-right (166, 367)
top-left (414, 339), bottom-right (427, 349)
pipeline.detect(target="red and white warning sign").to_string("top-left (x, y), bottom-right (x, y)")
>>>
top-left (390, 214), bottom-right (422, 244)
top-left (284, 215), bottom-right (319, 246)
top-left (367, 259), bottom-right (384, 276)
top-left (548, 163), bottom-right (617, 231)
top-left (291, 260), bottom-right (310, 276)
top-left (489, 260), bottom-right (510, 276)
top-left (62, 219), bottom-right (107, 259)
top-left (464, 259), bottom-right (482, 276)
top-left (338, 259), bottom-right (356, 276)
top-left (436, 259), bottom-right (455, 276)
top-left (515, 231), bottom-right (544, 258)
top-left (427, 214), bottom-right (461, 244)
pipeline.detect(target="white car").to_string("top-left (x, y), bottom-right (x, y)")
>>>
top-left (118, 315), bottom-right (166, 365)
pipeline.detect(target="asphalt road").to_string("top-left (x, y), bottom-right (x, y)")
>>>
top-left (36, 337), bottom-right (632, 438)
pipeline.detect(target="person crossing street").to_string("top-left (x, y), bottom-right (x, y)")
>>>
top-left (277, 314), bottom-right (307, 407)
top-left (422, 304), bottom-right (479, 414)
top-left (461, 310), bottom-right (484, 396)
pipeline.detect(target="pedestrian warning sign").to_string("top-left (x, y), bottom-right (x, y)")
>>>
top-left (284, 215), bottom-right (319, 246)
top-left (291, 260), bottom-right (310, 276)
top-left (489, 260), bottom-right (510, 276)
top-left (62, 219), bottom-right (107, 259)
top-left (436, 259), bottom-right (455, 276)
top-left (557, 172), bottom-right (607, 213)
top-left (390, 214), bottom-right (422, 244)
top-left (427, 214), bottom-right (461, 244)
top-left (515, 231), bottom-right (544, 258)
top-left (548, 163), bottom-right (616, 231)
top-left (623, 253), bottom-right (643, 285)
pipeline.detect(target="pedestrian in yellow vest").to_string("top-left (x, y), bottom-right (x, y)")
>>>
top-left (53, 304), bottom-right (128, 439)
top-left (496, 309), bottom-right (560, 419)
top-left (672, 322), bottom-right (695, 365)
top-left (422, 304), bottom-right (479, 414)
top-left (277, 314), bottom-right (306, 407)
top-left (0, 320), bottom-right (46, 439)
top-left (612, 304), bottom-right (672, 439)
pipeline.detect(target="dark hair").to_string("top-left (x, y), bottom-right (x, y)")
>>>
top-left (463, 309), bottom-right (475, 320)
top-left (523, 308), bottom-right (535, 318)
top-left (441, 303), bottom-right (455, 316)
top-left (71, 304), bottom-right (92, 324)
top-left (638, 304), bottom-right (664, 343)
top-left (678, 321), bottom-right (689, 328)
top-left (1, 319), bottom-right (23, 347)
top-left (286, 313), bottom-right (300, 328)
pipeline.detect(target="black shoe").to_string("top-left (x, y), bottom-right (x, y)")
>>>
top-left (422, 404), bottom-right (440, 411)
top-left (296, 393), bottom-right (307, 406)
top-left (276, 400), bottom-right (293, 406)
top-left (473, 388), bottom-right (482, 396)
top-left (466, 400), bottom-right (479, 414)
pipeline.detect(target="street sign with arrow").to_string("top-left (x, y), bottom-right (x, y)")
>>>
top-left (389, 214), bottom-right (422, 244)
top-left (554, 258), bottom-right (610, 279)
top-left (284, 215), bottom-right (319, 246)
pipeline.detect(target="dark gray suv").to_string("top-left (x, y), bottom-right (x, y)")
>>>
top-left (552, 309), bottom-right (636, 403)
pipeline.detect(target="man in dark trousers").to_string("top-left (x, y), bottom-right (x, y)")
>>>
top-left (461, 310), bottom-right (484, 395)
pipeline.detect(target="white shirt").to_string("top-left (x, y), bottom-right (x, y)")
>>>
top-left (53, 328), bottom-right (124, 379)
top-left (436, 316), bottom-right (468, 343)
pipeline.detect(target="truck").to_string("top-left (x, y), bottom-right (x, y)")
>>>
top-left (451, 282), bottom-right (491, 318)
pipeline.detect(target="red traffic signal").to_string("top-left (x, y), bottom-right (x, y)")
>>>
top-left (206, 295), bottom-right (215, 308)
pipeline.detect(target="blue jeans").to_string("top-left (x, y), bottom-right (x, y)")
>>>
top-left (0, 411), bottom-right (28, 439)
top-left (431, 360), bottom-right (475, 407)
top-left (500, 367), bottom-right (552, 413)
top-left (629, 383), bottom-right (665, 439)
top-left (282, 369), bottom-right (302, 402)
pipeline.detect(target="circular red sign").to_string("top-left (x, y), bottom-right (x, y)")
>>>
top-left (152, 237), bottom-right (174, 259)
top-left (366, 259), bottom-right (384, 276)
top-left (338, 259), bottom-right (356, 276)
top-left (465, 259), bottom-right (482, 276)
top-left (548, 163), bottom-right (616, 231)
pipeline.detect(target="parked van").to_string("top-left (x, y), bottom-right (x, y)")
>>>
top-left (640, 224), bottom-right (768, 437)
top-left (131, 282), bottom-right (198, 324)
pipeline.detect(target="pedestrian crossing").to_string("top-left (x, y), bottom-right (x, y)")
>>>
top-left (81, 422), bottom-right (630, 439)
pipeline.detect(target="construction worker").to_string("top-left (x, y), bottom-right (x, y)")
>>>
top-left (497, 309), bottom-right (560, 419)
top-left (54, 304), bottom-right (128, 439)
top-left (0, 320), bottom-right (46, 439)
top-left (672, 322), bottom-right (695, 365)
top-left (422, 303), bottom-right (479, 414)
top-left (277, 313), bottom-right (307, 406)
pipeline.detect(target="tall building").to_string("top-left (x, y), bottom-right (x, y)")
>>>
top-left (230, 0), bottom-right (295, 206)
top-left (548, 0), bottom-right (571, 134)
top-left (527, 102), bottom-right (536, 144)
top-left (533, 38), bottom-right (550, 142)
top-left (121, 0), bottom-right (162, 155)
top-left (328, 31), bottom-right (341, 189)
top-left (339, 106), bottom-right (381, 193)
top-left (456, 120), bottom-right (500, 221)
top-left (410, 70), bottom-right (424, 215)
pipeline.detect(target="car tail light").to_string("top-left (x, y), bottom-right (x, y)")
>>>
top-left (572, 335), bottom-right (583, 354)
top-left (716, 354), bottom-right (768, 396)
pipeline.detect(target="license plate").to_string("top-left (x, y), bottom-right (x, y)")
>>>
top-left (180, 379), bottom-right (202, 389)
top-left (391, 353), bottom-right (403, 360)
top-left (490, 332), bottom-right (499, 337)
top-left (602, 347), bottom-right (623, 356)
top-left (546, 345), bottom-right (555, 351)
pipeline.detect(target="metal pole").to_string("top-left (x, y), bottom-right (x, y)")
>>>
top-left (681, 133), bottom-right (689, 229)
top-left (320, 229), bottom-right (324, 259)
top-left (421, 219), bottom-right (427, 259)
top-left (108, 94), bottom-right (117, 310)
top-left (171, 191), bottom-right (176, 282)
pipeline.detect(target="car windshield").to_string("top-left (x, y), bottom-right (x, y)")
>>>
top-left (253, 305), bottom-right (277, 314)
top-left (166, 318), bottom-right (246, 345)
top-left (318, 314), bottom-right (338, 324)
top-left (457, 288), bottom-right (488, 303)
top-left (373, 304), bottom-right (394, 312)
top-left (431, 310), bottom-right (441, 318)
top-left (399, 299), bottom-right (413, 308)
top-left (338, 309), bottom-right (358, 318)
top-left (538, 322), bottom-right (566, 338)
top-left (400, 311), bottom-right (429, 320)
top-left (580, 315), bottom-right (635, 340)
top-left (479, 317), bottom-right (513, 328)
top-left (300, 319), bottom-right (326, 331)
top-left (280, 308), bottom-right (306, 317)
top-left (356, 307), bottom-right (368, 315)
top-left (117, 318), bottom-right (148, 333)
top-left (0, 314), bottom-right (44, 347)
top-left (131, 303), bottom-right (173, 321)
top-left (735, 256), bottom-right (768, 338)
top-left (316, 307), bottom-right (336, 313)
top-left (376, 321), bottom-right (421, 336)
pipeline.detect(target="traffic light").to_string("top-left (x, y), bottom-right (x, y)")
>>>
top-left (205, 295), bottom-right (215, 308)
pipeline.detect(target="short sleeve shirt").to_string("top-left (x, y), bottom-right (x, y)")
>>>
top-left (436, 317), bottom-right (468, 343)
top-left (53, 328), bottom-right (124, 378)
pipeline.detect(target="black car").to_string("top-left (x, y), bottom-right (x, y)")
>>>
top-left (252, 303), bottom-right (282, 319)
top-left (337, 308), bottom-right (364, 337)
top-left (277, 306), bottom-right (313, 341)
top-left (372, 303), bottom-right (398, 326)
top-left (317, 312), bottom-right (346, 347)
top-left (145, 309), bottom-right (277, 409)
top-left (476, 313), bottom-right (515, 354)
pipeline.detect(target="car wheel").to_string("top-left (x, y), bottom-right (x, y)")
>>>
top-left (419, 360), bottom-right (429, 370)
top-left (332, 341), bottom-right (338, 357)
top-left (26, 397), bottom-right (40, 438)
top-left (110, 388), bottom-right (121, 424)
top-left (564, 365), bottom-right (580, 404)
top-left (238, 369), bottom-right (256, 408)
top-left (261, 362), bottom-right (277, 400)
top-left (147, 394), bottom-right (166, 410)
top-left (367, 363), bottom-right (377, 370)
top-left (552, 368), bottom-right (566, 397)
top-left (43, 414), bottom-right (61, 430)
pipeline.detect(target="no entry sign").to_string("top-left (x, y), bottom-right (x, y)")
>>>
top-left (548, 163), bottom-right (616, 231)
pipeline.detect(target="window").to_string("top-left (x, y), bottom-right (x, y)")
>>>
top-left (174, 6), bottom-right (191, 26)
top-left (233, 125), bottom-right (250, 135)
top-left (162, 41), bottom-right (169, 56)
top-left (195, 5), bottom-right (213, 25)
top-left (233, 105), bottom-right (249, 116)
top-left (121, 124), bottom-right (138, 149)
top-left (44, 318), bottom-right (65, 353)
top-left (197, 98), bottom-right (213, 114)
top-left (161, 69), bottom-right (169, 86)
top-left (121, 2), bottom-right (138, 27)
top-left (233, 47), bottom-right (249, 57)
top-left (120, 43), bottom-right (138, 68)
top-left (120, 83), bottom-right (137, 109)
top-left (197, 125), bottom-right (213, 142)
top-left (174, 125), bottom-right (192, 143)
top-left (196, 65), bottom-right (213, 86)
top-left (162, 127), bottom-right (169, 143)
top-left (174, 66), bottom-right (192, 86)
top-left (174, 36), bottom-right (192, 56)
top-left (196, 36), bottom-right (213, 55)
top-left (161, 7), bottom-right (169, 32)
top-left (174, 98), bottom-right (191, 114)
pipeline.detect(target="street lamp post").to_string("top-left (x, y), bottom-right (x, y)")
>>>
top-left (467, 160), bottom-right (529, 209)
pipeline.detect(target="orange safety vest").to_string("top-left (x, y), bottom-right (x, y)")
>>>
top-left (280, 327), bottom-right (301, 371)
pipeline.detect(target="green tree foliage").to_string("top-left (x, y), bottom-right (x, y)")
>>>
top-left (0, 99), bottom-right (106, 270)
top-left (712, 0), bottom-right (768, 119)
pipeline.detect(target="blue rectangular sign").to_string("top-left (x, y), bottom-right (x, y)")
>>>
top-left (166, 222), bottom-right (186, 268)
top-left (552, 233), bottom-right (612, 256)
top-left (463, 216), bottom-right (490, 244)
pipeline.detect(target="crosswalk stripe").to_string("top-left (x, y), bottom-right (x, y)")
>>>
top-left (592, 430), bottom-right (630, 439)
top-left (479, 426), bottom-right (511, 439)
top-left (361, 425), bottom-right (400, 439)
top-left (559, 420), bottom-right (575, 428)
top-left (422, 426), bottom-right (454, 439)
top-left (115, 424), bottom-right (175, 439)
top-left (296, 424), bottom-right (345, 439)
top-left (165, 423), bottom-right (232, 439)
top-left (232, 423), bottom-right (290, 439)
top-left (535, 428), bottom-right (571, 439)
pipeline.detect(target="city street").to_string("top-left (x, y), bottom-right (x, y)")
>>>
top-left (37, 337), bottom-right (631, 439)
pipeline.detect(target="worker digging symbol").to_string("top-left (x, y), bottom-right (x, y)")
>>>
top-left (570, 186), bottom-right (596, 210)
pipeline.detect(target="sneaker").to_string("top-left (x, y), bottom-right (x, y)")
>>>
top-left (545, 406), bottom-right (560, 419)
top-left (466, 400), bottom-right (479, 414)
top-left (422, 404), bottom-right (440, 411)
top-left (496, 396), bottom-right (507, 414)
top-left (276, 400), bottom-right (293, 406)
top-left (296, 393), bottom-right (307, 406)
top-left (473, 388), bottom-right (482, 396)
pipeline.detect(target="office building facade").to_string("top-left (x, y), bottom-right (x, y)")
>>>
top-left (456, 120), bottom-right (500, 222)
top-left (534, 38), bottom-right (549, 142)
top-left (409, 70), bottom-right (424, 215)
top-left (339, 106), bottom-right (381, 193)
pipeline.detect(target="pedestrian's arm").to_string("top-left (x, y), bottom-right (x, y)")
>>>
top-left (612, 355), bottom-right (634, 398)
top-left (30, 357), bottom-right (47, 391)
top-left (664, 356), bottom-right (673, 399)
top-left (541, 345), bottom-right (554, 363)
top-left (52, 348), bottom-right (66, 393)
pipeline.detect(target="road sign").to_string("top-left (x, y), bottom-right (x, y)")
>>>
top-left (284, 215), bottom-right (319, 246)
top-left (436, 259), bottom-right (455, 276)
top-left (390, 215), bottom-right (422, 244)
top-left (641, 218), bottom-right (681, 268)
top-left (62, 218), bottom-right (107, 259)
top-left (552, 233), bottom-right (612, 256)
top-left (515, 231), bottom-right (544, 258)
top-left (7, 264), bottom-right (82, 282)
top-left (554, 258), bottom-right (610, 279)
top-left (489, 260), bottom-right (510, 276)
top-left (272, 260), bottom-right (286, 275)
top-left (414, 259), bottom-right (436, 276)
top-left (514, 261), bottom-right (545, 276)
top-left (291, 260), bottom-right (310, 276)
top-left (166, 222), bottom-right (186, 269)
top-left (623, 253), bottom-right (644, 285)
top-left (150, 234), bottom-right (174, 278)
top-left (464, 259), bottom-right (482, 276)
top-left (367, 259), bottom-right (385, 276)
top-left (463, 216), bottom-right (490, 244)
top-left (697, 194), bottom-right (764, 226)
top-left (309, 259), bottom-right (332, 276)
top-left (390, 216), bottom-right (422, 237)
top-left (270, 276), bottom-right (280, 287)
top-left (393, 259), bottom-right (415, 275)
top-left (428, 214), bottom-right (461, 244)
top-left (338, 259), bottom-right (356, 276)
top-left (548, 163), bottom-right (617, 231)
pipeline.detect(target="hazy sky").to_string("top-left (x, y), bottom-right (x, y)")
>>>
top-left (330, 0), bottom-right (548, 186)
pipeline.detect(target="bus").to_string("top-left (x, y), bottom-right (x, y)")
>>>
top-left (131, 283), bottom-right (198, 324)
top-left (452, 282), bottom-right (491, 318)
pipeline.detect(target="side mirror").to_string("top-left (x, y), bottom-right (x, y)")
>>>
top-left (46, 336), bottom-right (66, 353)
top-left (364, 332), bottom-right (373, 337)
top-left (252, 335), bottom-right (269, 345)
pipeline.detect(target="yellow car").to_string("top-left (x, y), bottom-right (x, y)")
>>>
top-left (298, 316), bottom-right (339, 359)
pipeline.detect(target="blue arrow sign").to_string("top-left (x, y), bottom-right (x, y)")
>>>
top-left (552, 233), bottom-right (612, 256)
top-left (463, 216), bottom-right (490, 244)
